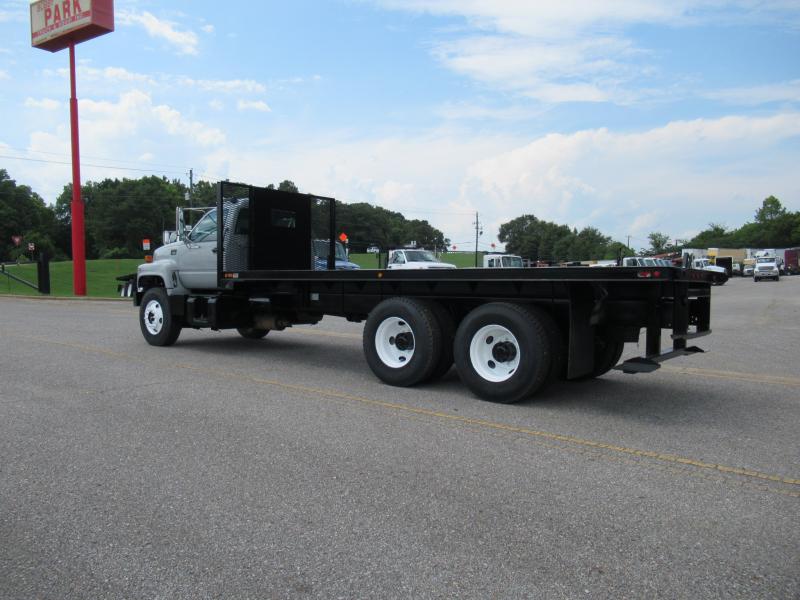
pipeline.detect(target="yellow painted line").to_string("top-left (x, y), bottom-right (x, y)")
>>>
top-left (165, 362), bottom-right (800, 489)
top-left (6, 332), bottom-right (800, 490)
top-left (660, 365), bottom-right (800, 388)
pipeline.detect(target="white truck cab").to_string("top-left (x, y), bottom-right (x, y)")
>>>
top-left (483, 254), bottom-right (523, 268)
top-left (138, 202), bottom-right (359, 296)
top-left (753, 256), bottom-right (780, 282)
top-left (691, 258), bottom-right (727, 274)
top-left (387, 249), bottom-right (456, 270)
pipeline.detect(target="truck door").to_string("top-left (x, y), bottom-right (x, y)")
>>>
top-left (178, 209), bottom-right (219, 289)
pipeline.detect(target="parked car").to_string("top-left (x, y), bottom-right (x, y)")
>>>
top-left (387, 249), bottom-right (456, 269)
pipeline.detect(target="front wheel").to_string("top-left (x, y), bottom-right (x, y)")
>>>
top-left (453, 303), bottom-right (552, 404)
top-left (140, 287), bottom-right (182, 346)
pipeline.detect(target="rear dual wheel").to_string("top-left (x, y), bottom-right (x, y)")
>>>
top-left (454, 303), bottom-right (554, 404)
top-left (363, 297), bottom-right (443, 387)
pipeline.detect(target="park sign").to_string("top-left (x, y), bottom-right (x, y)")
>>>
top-left (30, 0), bottom-right (114, 52)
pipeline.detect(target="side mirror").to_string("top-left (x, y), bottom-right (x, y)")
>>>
top-left (163, 230), bottom-right (177, 245)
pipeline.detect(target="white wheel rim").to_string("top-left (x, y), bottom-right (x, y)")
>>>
top-left (374, 316), bottom-right (415, 368)
top-left (143, 299), bottom-right (164, 335)
top-left (469, 324), bottom-right (521, 382)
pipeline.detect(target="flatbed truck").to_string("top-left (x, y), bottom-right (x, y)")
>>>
top-left (134, 182), bottom-right (725, 403)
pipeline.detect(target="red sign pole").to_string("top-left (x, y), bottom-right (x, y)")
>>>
top-left (69, 43), bottom-right (86, 296)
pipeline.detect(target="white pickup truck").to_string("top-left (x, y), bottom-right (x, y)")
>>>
top-left (387, 249), bottom-right (456, 270)
top-left (691, 258), bottom-right (727, 276)
top-left (483, 254), bottom-right (523, 268)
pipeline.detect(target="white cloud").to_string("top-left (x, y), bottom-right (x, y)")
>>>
top-left (459, 112), bottom-right (800, 241)
top-left (236, 100), bottom-right (271, 112)
top-left (372, 1), bottom-right (800, 104)
top-left (24, 97), bottom-right (61, 110)
top-left (201, 24), bottom-right (215, 34)
top-left (209, 99), bottom-right (224, 111)
top-left (705, 79), bottom-right (800, 105)
top-left (48, 66), bottom-right (267, 96)
top-left (0, 69), bottom-right (9, 80)
top-left (10, 90), bottom-right (227, 202)
top-left (58, 65), bottom-right (158, 86)
top-left (200, 112), bottom-right (800, 247)
top-left (76, 90), bottom-right (225, 147)
top-left (118, 10), bottom-right (199, 55)
top-left (177, 77), bottom-right (266, 94)
top-left (436, 102), bottom-right (546, 121)
top-left (0, 5), bottom-right (26, 23)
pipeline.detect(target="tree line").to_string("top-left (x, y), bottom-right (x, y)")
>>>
top-left (498, 196), bottom-right (799, 262)
top-left (498, 216), bottom-right (631, 263)
top-left (1, 168), bottom-right (796, 263)
top-left (0, 170), bottom-right (446, 261)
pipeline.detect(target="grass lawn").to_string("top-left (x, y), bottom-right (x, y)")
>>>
top-left (348, 252), bottom-right (481, 269)
top-left (1, 252), bottom-right (488, 298)
top-left (0, 259), bottom-right (142, 298)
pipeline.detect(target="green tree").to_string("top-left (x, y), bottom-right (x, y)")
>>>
top-left (755, 196), bottom-right (786, 223)
top-left (688, 196), bottom-right (799, 249)
top-left (190, 180), bottom-right (217, 208)
top-left (54, 176), bottom-right (185, 258)
top-left (646, 232), bottom-right (671, 255)
top-left (498, 215), bottom-right (620, 263)
top-left (0, 169), bottom-right (60, 261)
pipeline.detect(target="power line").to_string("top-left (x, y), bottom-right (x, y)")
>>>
top-left (0, 145), bottom-right (192, 171)
top-left (0, 154), bottom-right (187, 176)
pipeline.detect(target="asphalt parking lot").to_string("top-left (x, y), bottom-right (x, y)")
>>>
top-left (1, 276), bottom-right (798, 599)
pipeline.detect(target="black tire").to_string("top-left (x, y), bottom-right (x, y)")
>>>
top-left (535, 307), bottom-right (566, 386)
top-left (139, 287), bottom-right (182, 346)
top-left (573, 335), bottom-right (624, 380)
top-left (453, 302), bottom-right (552, 404)
top-left (426, 302), bottom-right (456, 382)
top-left (237, 327), bottom-right (269, 339)
top-left (363, 297), bottom-right (442, 387)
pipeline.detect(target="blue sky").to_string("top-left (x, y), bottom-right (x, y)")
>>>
top-left (1, 1), bottom-right (799, 251)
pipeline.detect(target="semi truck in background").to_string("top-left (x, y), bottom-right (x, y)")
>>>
top-left (780, 248), bottom-right (799, 275)
top-left (708, 248), bottom-right (746, 277)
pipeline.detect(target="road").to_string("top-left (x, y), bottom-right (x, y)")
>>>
top-left (1, 276), bottom-right (798, 599)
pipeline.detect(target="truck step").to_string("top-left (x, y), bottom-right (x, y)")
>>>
top-left (615, 346), bottom-right (705, 374)
top-left (670, 329), bottom-right (711, 341)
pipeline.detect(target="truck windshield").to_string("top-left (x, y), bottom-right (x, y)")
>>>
top-left (405, 250), bottom-right (437, 262)
top-left (189, 209), bottom-right (218, 242)
top-left (756, 257), bottom-right (774, 263)
top-left (502, 256), bottom-right (523, 267)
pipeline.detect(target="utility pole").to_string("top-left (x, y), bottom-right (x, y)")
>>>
top-left (626, 234), bottom-right (631, 250)
top-left (474, 212), bottom-right (482, 267)
top-left (188, 168), bottom-right (194, 209)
